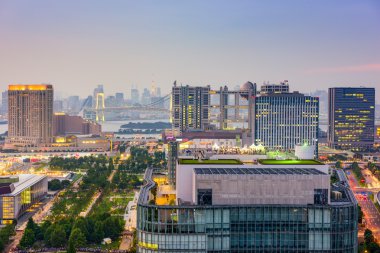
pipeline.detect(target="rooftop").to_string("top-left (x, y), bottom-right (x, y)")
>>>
top-left (2, 174), bottom-right (46, 196)
top-left (179, 159), bottom-right (242, 165)
top-left (194, 167), bottom-right (326, 175)
top-left (258, 159), bottom-right (323, 165)
top-left (8, 84), bottom-right (52, 91)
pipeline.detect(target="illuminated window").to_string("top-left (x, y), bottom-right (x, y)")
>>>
top-left (21, 187), bottom-right (31, 204)
top-left (2, 197), bottom-right (14, 219)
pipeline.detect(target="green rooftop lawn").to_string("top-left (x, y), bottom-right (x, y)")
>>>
top-left (179, 159), bottom-right (242, 165)
top-left (258, 159), bottom-right (323, 165)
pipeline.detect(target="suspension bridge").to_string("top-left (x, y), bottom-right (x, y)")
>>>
top-left (80, 93), bottom-right (171, 122)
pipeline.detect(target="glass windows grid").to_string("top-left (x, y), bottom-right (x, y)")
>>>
top-left (137, 205), bottom-right (357, 252)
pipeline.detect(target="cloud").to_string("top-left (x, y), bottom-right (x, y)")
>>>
top-left (306, 63), bottom-right (380, 74)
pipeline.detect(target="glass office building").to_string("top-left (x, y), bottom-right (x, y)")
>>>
top-left (137, 167), bottom-right (357, 252)
top-left (254, 93), bottom-right (319, 154)
top-left (328, 87), bottom-right (375, 151)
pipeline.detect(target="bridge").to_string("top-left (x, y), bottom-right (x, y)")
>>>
top-left (80, 93), bottom-right (171, 122)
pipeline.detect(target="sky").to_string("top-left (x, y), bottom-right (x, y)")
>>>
top-left (0, 0), bottom-right (379, 100)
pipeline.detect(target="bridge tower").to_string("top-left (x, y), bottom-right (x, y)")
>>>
top-left (95, 92), bottom-right (105, 122)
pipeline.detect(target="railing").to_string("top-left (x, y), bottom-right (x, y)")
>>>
top-left (138, 167), bottom-right (155, 204)
top-left (14, 248), bottom-right (129, 253)
top-left (336, 169), bottom-right (358, 205)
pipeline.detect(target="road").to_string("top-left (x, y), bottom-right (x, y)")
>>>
top-left (347, 171), bottom-right (380, 241)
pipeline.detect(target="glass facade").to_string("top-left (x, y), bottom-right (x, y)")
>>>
top-left (328, 87), bottom-right (375, 151)
top-left (254, 94), bottom-right (319, 153)
top-left (137, 203), bottom-right (357, 252)
top-left (0, 176), bottom-right (47, 224)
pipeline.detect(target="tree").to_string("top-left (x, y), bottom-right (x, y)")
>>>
top-left (0, 224), bottom-right (15, 251)
top-left (358, 205), bottom-right (363, 223)
top-left (50, 226), bottom-right (67, 247)
top-left (72, 218), bottom-right (89, 239)
top-left (19, 228), bottom-right (35, 248)
top-left (89, 221), bottom-right (104, 243)
top-left (335, 161), bottom-right (342, 169)
top-left (68, 228), bottom-right (86, 249)
top-left (364, 229), bottom-right (374, 245)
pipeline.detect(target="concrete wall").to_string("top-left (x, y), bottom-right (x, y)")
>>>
top-left (176, 163), bottom-right (330, 203)
top-left (194, 173), bottom-right (330, 205)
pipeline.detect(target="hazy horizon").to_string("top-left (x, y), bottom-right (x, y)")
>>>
top-left (0, 0), bottom-right (379, 100)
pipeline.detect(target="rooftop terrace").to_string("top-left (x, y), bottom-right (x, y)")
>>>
top-left (179, 158), bottom-right (242, 165)
top-left (258, 159), bottom-right (323, 165)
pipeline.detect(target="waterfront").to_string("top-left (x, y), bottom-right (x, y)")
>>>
top-left (0, 120), bottom-right (339, 136)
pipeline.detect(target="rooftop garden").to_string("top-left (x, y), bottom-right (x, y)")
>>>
top-left (179, 159), bottom-right (243, 165)
top-left (258, 159), bottom-right (323, 165)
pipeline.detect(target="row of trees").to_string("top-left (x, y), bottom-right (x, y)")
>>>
top-left (50, 156), bottom-right (113, 218)
top-left (112, 173), bottom-right (142, 191)
top-left (49, 155), bottom-right (109, 171)
top-left (350, 162), bottom-right (365, 186)
top-left (20, 155), bottom-right (123, 251)
top-left (20, 214), bottom-right (124, 250)
top-left (118, 147), bottom-right (165, 173)
top-left (48, 179), bottom-right (70, 191)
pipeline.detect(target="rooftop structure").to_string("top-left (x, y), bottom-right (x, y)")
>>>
top-left (260, 80), bottom-right (290, 94)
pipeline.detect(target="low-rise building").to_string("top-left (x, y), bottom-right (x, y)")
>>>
top-left (53, 113), bottom-right (101, 136)
top-left (137, 157), bottom-right (357, 252)
top-left (0, 175), bottom-right (47, 224)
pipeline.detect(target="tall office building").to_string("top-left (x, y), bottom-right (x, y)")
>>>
top-left (115, 92), bottom-right (124, 106)
top-left (255, 92), bottom-right (319, 153)
top-left (141, 88), bottom-right (151, 105)
top-left (328, 87), bottom-right (375, 151)
top-left (171, 84), bottom-right (210, 133)
top-left (131, 88), bottom-right (140, 105)
top-left (7, 84), bottom-right (53, 146)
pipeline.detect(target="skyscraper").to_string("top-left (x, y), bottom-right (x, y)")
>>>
top-left (171, 84), bottom-right (210, 133)
top-left (141, 88), bottom-right (151, 105)
top-left (328, 87), bottom-right (375, 151)
top-left (255, 92), bottom-right (319, 153)
top-left (131, 88), bottom-right (140, 105)
top-left (1, 91), bottom-right (8, 115)
top-left (7, 84), bottom-right (53, 146)
top-left (115, 92), bottom-right (124, 106)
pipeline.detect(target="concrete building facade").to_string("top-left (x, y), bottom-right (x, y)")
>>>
top-left (7, 84), bottom-right (53, 147)
top-left (171, 84), bottom-right (210, 133)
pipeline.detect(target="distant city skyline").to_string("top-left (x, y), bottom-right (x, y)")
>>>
top-left (0, 0), bottom-right (379, 100)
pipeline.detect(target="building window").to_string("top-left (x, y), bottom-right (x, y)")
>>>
top-left (198, 189), bottom-right (212, 205)
top-left (314, 189), bottom-right (328, 205)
